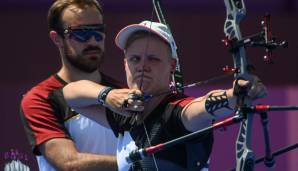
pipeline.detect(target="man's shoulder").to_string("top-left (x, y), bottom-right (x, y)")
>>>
top-left (21, 75), bottom-right (65, 106)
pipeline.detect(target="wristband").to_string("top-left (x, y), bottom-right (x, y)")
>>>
top-left (97, 87), bottom-right (113, 106)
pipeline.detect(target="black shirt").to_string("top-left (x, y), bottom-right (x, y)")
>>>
top-left (107, 93), bottom-right (213, 171)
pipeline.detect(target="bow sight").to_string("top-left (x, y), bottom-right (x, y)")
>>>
top-left (222, 14), bottom-right (288, 64)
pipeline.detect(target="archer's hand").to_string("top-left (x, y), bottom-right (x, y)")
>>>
top-left (105, 89), bottom-right (144, 116)
top-left (233, 75), bottom-right (267, 100)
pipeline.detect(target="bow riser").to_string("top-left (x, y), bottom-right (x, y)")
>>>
top-left (224, 0), bottom-right (255, 170)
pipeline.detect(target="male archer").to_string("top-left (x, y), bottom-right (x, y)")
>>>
top-left (61, 21), bottom-right (267, 171)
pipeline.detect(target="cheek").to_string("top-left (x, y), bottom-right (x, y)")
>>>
top-left (126, 62), bottom-right (137, 75)
top-left (155, 64), bottom-right (171, 76)
top-left (124, 62), bottom-right (133, 79)
top-left (100, 37), bottom-right (106, 48)
top-left (101, 42), bottom-right (105, 49)
top-left (154, 67), bottom-right (172, 85)
top-left (68, 40), bottom-right (84, 52)
top-left (125, 71), bottom-right (136, 89)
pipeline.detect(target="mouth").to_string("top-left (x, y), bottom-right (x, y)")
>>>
top-left (84, 50), bottom-right (101, 55)
top-left (134, 75), bottom-right (152, 82)
top-left (83, 50), bottom-right (102, 59)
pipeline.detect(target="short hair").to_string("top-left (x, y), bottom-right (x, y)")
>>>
top-left (48, 0), bottom-right (103, 35)
top-left (124, 30), bottom-right (172, 57)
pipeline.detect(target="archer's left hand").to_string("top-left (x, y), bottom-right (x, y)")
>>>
top-left (233, 75), bottom-right (267, 100)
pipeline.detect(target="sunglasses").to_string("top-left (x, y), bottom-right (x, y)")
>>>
top-left (63, 24), bottom-right (106, 43)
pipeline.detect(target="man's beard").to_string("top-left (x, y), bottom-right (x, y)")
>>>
top-left (63, 42), bottom-right (104, 73)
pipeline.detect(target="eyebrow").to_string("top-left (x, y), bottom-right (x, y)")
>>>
top-left (65, 24), bottom-right (106, 32)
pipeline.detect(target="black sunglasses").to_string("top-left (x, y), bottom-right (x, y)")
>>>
top-left (63, 24), bottom-right (106, 43)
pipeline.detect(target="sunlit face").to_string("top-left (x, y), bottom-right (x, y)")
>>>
top-left (124, 36), bottom-right (176, 94)
top-left (61, 5), bottom-right (105, 73)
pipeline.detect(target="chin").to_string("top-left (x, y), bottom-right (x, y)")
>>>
top-left (141, 87), bottom-right (155, 95)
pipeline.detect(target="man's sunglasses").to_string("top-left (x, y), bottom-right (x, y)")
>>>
top-left (62, 24), bottom-right (106, 43)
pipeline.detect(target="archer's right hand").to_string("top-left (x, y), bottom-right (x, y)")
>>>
top-left (105, 89), bottom-right (144, 116)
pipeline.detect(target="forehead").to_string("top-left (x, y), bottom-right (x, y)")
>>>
top-left (126, 36), bottom-right (171, 57)
top-left (127, 34), bottom-right (170, 49)
top-left (62, 5), bottom-right (103, 27)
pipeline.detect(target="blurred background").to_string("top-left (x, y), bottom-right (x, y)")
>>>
top-left (1, 0), bottom-right (297, 170)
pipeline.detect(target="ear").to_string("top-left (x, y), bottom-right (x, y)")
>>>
top-left (49, 31), bottom-right (64, 48)
top-left (170, 59), bottom-right (177, 73)
top-left (123, 57), bottom-right (128, 69)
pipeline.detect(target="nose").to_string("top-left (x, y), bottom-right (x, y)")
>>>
top-left (88, 35), bottom-right (102, 43)
top-left (86, 36), bottom-right (104, 51)
top-left (136, 56), bottom-right (151, 73)
top-left (87, 32), bottom-right (105, 44)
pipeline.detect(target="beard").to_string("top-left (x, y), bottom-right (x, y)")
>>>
top-left (63, 42), bottom-right (104, 73)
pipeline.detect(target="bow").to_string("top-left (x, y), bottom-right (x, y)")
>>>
top-left (223, 0), bottom-right (255, 170)
top-left (223, 1), bottom-right (286, 170)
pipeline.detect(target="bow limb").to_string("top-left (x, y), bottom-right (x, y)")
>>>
top-left (224, 0), bottom-right (255, 171)
top-left (152, 0), bottom-right (184, 92)
top-left (132, 2), bottom-right (182, 170)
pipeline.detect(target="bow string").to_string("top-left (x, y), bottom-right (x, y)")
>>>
top-left (152, 0), bottom-right (184, 93)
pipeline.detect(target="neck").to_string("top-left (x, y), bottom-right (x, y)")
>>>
top-left (57, 65), bottom-right (102, 83)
